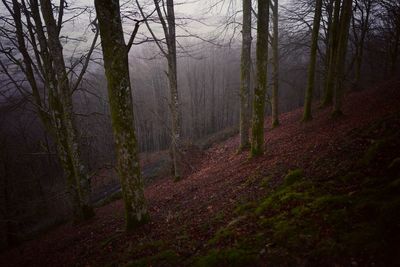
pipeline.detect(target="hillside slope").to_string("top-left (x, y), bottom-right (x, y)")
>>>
top-left (1, 80), bottom-right (400, 267)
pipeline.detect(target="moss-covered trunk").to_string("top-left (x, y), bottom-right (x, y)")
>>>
top-left (322, 0), bottom-right (342, 107)
top-left (251, 0), bottom-right (269, 157)
top-left (271, 0), bottom-right (280, 127)
top-left (95, 0), bottom-right (148, 229)
top-left (39, 0), bottom-right (93, 220)
top-left (239, 0), bottom-right (252, 151)
top-left (303, 0), bottom-right (323, 121)
top-left (332, 0), bottom-right (353, 116)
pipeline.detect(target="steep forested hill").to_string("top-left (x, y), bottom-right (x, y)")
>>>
top-left (1, 80), bottom-right (400, 267)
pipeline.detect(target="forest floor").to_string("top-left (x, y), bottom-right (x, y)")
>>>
top-left (1, 79), bottom-right (400, 267)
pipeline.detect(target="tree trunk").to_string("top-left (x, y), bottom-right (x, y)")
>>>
top-left (354, 0), bottom-right (372, 85)
top-left (322, 0), bottom-right (342, 107)
top-left (271, 0), bottom-right (280, 127)
top-left (239, 0), bottom-right (252, 151)
top-left (333, 0), bottom-right (353, 115)
top-left (39, 0), bottom-right (93, 220)
top-left (251, 0), bottom-right (270, 157)
top-left (303, 0), bottom-right (323, 121)
top-left (95, 0), bottom-right (148, 230)
top-left (164, 0), bottom-right (182, 180)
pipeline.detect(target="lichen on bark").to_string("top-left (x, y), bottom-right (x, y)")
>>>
top-left (251, 0), bottom-right (269, 157)
top-left (95, 0), bottom-right (148, 229)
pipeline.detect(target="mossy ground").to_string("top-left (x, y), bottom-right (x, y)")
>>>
top-left (200, 114), bottom-right (400, 266)
top-left (118, 114), bottom-right (400, 266)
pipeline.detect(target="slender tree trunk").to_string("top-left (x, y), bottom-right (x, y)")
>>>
top-left (39, 0), bottom-right (93, 220)
top-left (271, 0), bottom-right (280, 127)
top-left (95, 0), bottom-right (148, 230)
top-left (354, 0), bottom-right (372, 85)
top-left (333, 0), bottom-right (353, 116)
top-left (251, 0), bottom-right (270, 157)
top-left (303, 0), bottom-right (323, 121)
top-left (323, 0), bottom-right (334, 98)
top-left (164, 0), bottom-right (182, 180)
top-left (322, 0), bottom-right (342, 107)
top-left (239, 0), bottom-right (252, 151)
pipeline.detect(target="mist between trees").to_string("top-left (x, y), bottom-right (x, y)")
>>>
top-left (0, 0), bottom-right (399, 249)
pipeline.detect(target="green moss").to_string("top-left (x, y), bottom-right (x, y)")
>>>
top-left (311, 194), bottom-right (350, 210)
top-left (194, 248), bottom-right (259, 267)
top-left (208, 228), bottom-right (234, 245)
top-left (284, 169), bottom-right (304, 186)
top-left (279, 191), bottom-right (311, 204)
top-left (290, 205), bottom-right (312, 218)
top-left (235, 201), bottom-right (257, 215)
top-left (260, 176), bottom-right (272, 188)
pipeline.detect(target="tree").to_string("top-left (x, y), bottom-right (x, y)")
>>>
top-left (251, 0), bottom-right (270, 157)
top-left (322, 0), bottom-right (342, 107)
top-left (352, 0), bottom-right (374, 85)
top-left (136, 0), bottom-right (182, 180)
top-left (332, 0), bottom-right (353, 115)
top-left (379, 0), bottom-right (400, 76)
top-left (239, 0), bottom-right (252, 151)
top-left (0, 0), bottom-right (96, 221)
top-left (94, 0), bottom-right (148, 230)
top-left (271, 0), bottom-right (280, 127)
top-left (303, 0), bottom-right (323, 121)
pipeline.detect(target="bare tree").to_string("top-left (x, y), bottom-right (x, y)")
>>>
top-left (0, 0), bottom-right (98, 220)
top-left (239, 0), bottom-right (252, 151)
top-left (136, 0), bottom-right (182, 180)
top-left (332, 0), bottom-right (353, 115)
top-left (271, 0), bottom-right (280, 127)
top-left (303, 0), bottom-right (323, 121)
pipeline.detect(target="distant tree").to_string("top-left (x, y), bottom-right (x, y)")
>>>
top-left (239, 0), bottom-right (252, 151)
top-left (351, 0), bottom-right (374, 85)
top-left (379, 0), bottom-right (400, 76)
top-left (136, 0), bottom-right (182, 180)
top-left (94, 0), bottom-right (149, 229)
top-left (303, 0), bottom-right (323, 121)
top-left (332, 0), bottom-right (353, 116)
top-left (271, 0), bottom-right (280, 127)
top-left (322, 0), bottom-right (342, 107)
top-left (251, 0), bottom-right (270, 157)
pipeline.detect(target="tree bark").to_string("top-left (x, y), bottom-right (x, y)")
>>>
top-left (251, 0), bottom-right (270, 157)
top-left (303, 0), bottom-right (323, 121)
top-left (271, 0), bottom-right (280, 127)
top-left (33, 0), bottom-right (93, 221)
top-left (322, 0), bottom-right (342, 107)
top-left (239, 0), bottom-right (252, 151)
top-left (333, 0), bottom-right (353, 115)
top-left (95, 0), bottom-right (148, 229)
